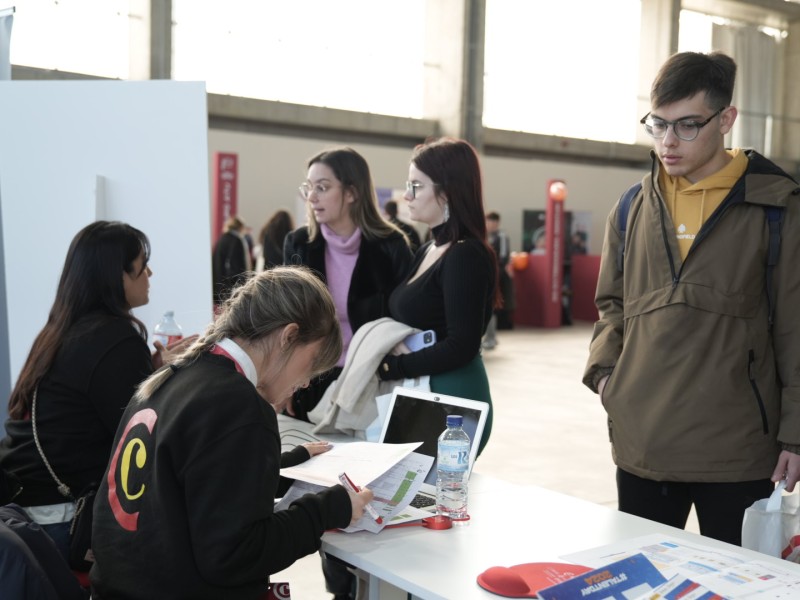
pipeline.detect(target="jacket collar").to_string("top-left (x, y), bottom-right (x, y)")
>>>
top-left (648, 149), bottom-right (799, 209)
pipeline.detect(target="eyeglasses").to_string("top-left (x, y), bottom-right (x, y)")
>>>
top-left (299, 182), bottom-right (339, 200)
top-left (640, 107), bottom-right (725, 142)
top-left (405, 181), bottom-right (436, 199)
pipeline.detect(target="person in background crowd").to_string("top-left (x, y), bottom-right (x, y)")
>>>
top-left (0, 221), bottom-right (188, 562)
top-left (384, 199), bottom-right (421, 253)
top-left (257, 209), bottom-right (295, 270)
top-left (584, 51), bottom-right (800, 546)
top-left (379, 137), bottom-right (498, 455)
top-left (483, 211), bottom-right (514, 349)
top-left (90, 267), bottom-right (373, 599)
top-left (283, 147), bottom-right (413, 422)
top-left (211, 215), bottom-right (252, 305)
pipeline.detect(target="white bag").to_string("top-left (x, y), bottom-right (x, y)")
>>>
top-left (741, 480), bottom-right (800, 562)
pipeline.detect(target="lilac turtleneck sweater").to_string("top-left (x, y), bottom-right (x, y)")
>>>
top-left (320, 224), bottom-right (362, 366)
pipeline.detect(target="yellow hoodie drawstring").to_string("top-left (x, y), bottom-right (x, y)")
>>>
top-left (699, 190), bottom-right (706, 233)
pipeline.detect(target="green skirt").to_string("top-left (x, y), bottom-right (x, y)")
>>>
top-left (429, 354), bottom-right (493, 455)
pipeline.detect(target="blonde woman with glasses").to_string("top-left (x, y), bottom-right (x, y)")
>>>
top-left (283, 147), bottom-right (413, 422)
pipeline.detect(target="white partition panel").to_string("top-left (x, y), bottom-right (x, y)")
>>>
top-left (0, 81), bottom-right (212, 396)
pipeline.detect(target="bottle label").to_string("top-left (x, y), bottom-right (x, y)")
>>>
top-left (153, 333), bottom-right (183, 347)
top-left (438, 442), bottom-right (469, 472)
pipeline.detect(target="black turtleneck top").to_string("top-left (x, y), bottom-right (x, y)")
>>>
top-left (379, 230), bottom-right (495, 380)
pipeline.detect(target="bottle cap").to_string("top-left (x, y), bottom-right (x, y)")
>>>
top-left (446, 415), bottom-right (463, 427)
top-left (164, 310), bottom-right (174, 317)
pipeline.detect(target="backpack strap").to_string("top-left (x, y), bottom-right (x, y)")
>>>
top-left (615, 182), bottom-right (643, 272)
top-left (764, 205), bottom-right (784, 330)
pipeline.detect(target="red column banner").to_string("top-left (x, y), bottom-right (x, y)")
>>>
top-left (542, 179), bottom-right (567, 328)
top-left (212, 152), bottom-right (238, 244)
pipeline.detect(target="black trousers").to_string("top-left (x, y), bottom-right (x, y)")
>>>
top-left (616, 468), bottom-right (774, 546)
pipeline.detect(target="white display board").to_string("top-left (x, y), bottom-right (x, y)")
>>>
top-left (0, 81), bottom-right (213, 404)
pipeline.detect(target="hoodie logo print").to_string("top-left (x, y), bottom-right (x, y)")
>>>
top-left (676, 223), bottom-right (695, 240)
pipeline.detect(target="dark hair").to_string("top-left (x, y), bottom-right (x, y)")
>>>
top-left (651, 51), bottom-right (736, 110)
top-left (384, 200), bottom-right (399, 218)
top-left (410, 137), bottom-right (500, 306)
top-left (486, 212), bottom-right (500, 221)
top-left (305, 147), bottom-right (403, 242)
top-left (8, 221), bottom-right (150, 419)
top-left (259, 210), bottom-right (294, 253)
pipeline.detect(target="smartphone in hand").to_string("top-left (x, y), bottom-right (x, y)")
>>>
top-left (403, 330), bottom-right (436, 352)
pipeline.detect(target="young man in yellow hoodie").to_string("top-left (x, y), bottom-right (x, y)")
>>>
top-left (584, 51), bottom-right (800, 546)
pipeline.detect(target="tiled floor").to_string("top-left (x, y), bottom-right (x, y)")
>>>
top-left (273, 322), bottom-right (698, 599)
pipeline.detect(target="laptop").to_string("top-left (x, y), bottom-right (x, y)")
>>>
top-left (377, 387), bottom-right (489, 511)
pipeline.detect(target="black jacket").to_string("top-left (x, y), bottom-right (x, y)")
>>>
top-left (90, 353), bottom-right (351, 599)
top-left (0, 314), bottom-right (152, 506)
top-left (283, 227), bottom-right (413, 333)
top-left (212, 231), bottom-right (250, 303)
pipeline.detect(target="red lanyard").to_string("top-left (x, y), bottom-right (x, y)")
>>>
top-left (209, 344), bottom-right (246, 376)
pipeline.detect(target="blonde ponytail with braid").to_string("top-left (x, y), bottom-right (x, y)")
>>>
top-left (134, 266), bottom-right (342, 402)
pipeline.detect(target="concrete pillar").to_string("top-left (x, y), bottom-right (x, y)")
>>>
top-left (781, 19), bottom-right (800, 164)
top-left (129, 0), bottom-right (172, 80)
top-left (423, 0), bottom-right (485, 150)
top-left (635, 0), bottom-right (680, 144)
top-left (150, 0), bottom-right (172, 80)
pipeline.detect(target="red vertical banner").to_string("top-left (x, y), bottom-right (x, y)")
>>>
top-left (543, 179), bottom-right (567, 328)
top-left (212, 152), bottom-right (238, 244)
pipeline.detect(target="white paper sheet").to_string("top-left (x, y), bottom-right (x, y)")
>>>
top-left (280, 441), bottom-right (421, 488)
top-left (277, 451), bottom-right (434, 533)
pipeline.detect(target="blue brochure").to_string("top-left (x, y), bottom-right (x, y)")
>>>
top-left (537, 553), bottom-right (667, 599)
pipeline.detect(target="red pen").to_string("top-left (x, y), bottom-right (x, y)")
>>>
top-left (338, 471), bottom-right (383, 524)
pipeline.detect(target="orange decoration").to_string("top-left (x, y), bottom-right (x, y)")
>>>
top-left (549, 181), bottom-right (567, 202)
top-left (511, 252), bottom-right (529, 271)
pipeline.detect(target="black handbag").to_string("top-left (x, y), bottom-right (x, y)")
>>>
top-left (32, 386), bottom-right (97, 572)
top-left (67, 485), bottom-right (97, 571)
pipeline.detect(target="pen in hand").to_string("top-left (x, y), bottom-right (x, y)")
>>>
top-left (338, 472), bottom-right (383, 524)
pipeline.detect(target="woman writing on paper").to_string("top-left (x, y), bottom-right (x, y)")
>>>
top-left (378, 138), bottom-right (498, 454)
top-left (90, 267), bottom-right (373, 599)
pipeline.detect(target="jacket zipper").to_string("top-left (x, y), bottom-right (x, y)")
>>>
top-left (748, 349), bottom-right (769, 434)
top-left (654, 191), bottom-right (679, 293)
top-left (658, 178), bottom-right (745, 299)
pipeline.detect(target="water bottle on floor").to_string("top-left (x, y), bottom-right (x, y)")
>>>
top-left (436, 414), bottom-right (470, 521)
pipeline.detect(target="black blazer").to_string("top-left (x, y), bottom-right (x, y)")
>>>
top-left (283, 227), bottom-right (413, 332)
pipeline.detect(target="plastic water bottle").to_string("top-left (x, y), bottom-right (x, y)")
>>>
top-left (153, 311), bottom-right (183, 347)
top-left (436, 414), bottom-right (471, 521)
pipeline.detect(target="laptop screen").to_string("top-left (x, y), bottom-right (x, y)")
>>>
top-left (380, 391), bottom-right (485, 486)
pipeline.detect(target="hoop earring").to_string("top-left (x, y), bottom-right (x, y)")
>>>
top-left (443, 203), bottom-right (450, 223)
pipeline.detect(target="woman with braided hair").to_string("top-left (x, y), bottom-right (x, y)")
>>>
top-left (90, 267), bottom-right (373, 600)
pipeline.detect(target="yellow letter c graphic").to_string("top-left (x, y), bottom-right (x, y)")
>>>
top-left (121, 438), bottom-right (147, 501)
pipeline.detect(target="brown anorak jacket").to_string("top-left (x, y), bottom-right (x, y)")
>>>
top-left (584, 150), bottom-right (800, 482)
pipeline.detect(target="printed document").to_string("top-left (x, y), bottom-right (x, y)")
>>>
top-left (277, 451), bottom-right (434, 533)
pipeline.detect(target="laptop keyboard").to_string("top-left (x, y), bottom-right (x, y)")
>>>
top-left (409, 493), bottom-right (436, 509)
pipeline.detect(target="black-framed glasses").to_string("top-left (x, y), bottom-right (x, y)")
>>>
top-left (405, 180), bottom-right (436, 199)
top-left (299, 182), bottom-right (339, 200)
top-left (640, 107), bottom-right (725, 142)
